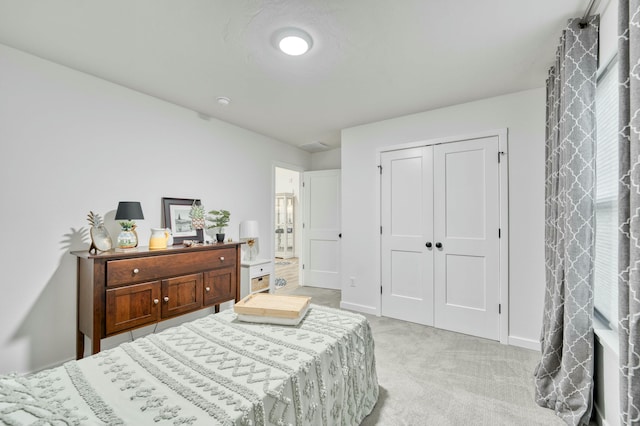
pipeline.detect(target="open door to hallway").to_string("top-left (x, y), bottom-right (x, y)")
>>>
top-left (274, 166), bottom-right (301, 293)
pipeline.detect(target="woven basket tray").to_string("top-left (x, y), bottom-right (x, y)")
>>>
top-left (234, 293), bottom-right (311, 320)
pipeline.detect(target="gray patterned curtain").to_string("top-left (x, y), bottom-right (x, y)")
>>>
top-left (619, 1), bottom-right (640, 424)
top-left (534, 16), bottom-right (599, 426)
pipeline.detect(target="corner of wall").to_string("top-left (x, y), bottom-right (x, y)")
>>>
top-left (310, 148), bottom-right (341, 170)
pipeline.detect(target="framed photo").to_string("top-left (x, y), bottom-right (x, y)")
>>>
top-left (162, 197), bottom-right (204, 244)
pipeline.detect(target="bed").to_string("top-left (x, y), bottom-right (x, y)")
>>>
top-left (0, 304), bottom-right (378, 425)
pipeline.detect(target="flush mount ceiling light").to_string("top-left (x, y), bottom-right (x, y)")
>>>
top-left (273, 28), bottom-right (313, 56)
top-left (216, 96), bottom-right (231, 106)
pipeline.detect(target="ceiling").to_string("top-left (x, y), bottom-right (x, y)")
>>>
top-left (0, 0), bottom-right (587, 151)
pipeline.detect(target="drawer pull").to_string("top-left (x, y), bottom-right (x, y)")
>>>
top-left (205, 286), bottom-right (211, 292)
top-left (153, 299), bottom-right (159, 305)
top-left (133, 268), bottom-right (140, 274)
top-left (163, 296), bottom-right (169, 303)
top-left (219, 256), bottom-right (225, 261)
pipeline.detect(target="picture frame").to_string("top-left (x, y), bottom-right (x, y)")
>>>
top-left (162, 197), bottom-right (204, 244)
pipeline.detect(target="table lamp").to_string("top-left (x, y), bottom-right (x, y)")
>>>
top-left (115, 201), bottom-right (144, 249)
top-left (239, 220), bottom-right (259, 261)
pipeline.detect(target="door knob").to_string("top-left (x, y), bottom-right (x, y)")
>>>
top-left (163, 296), bottom-right (169, 302)
top-left (425, 242), bottom-right (432, 248)
top-left (435, 242), bottom-right (443, 249)
top-left (153, 299), bottom-right (159, 305)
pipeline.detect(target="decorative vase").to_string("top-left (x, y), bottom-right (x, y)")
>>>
top-left (216, 233), bottom-right (225, 243)
top-left (192, 218), bottom-right (205, 230)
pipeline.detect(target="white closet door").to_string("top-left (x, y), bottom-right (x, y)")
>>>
top-left (380, 147), bottom-right (434, 325)
top-left (302, 170), bottom-right (341, 289)
top-left (433, 136), bottom-right (500, 340)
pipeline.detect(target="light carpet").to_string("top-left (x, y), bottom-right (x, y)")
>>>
top-left (284, 286), bottom-right (566, 426)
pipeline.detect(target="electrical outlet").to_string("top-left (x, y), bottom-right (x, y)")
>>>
top-left (350, 277), bottom-right (356, 287)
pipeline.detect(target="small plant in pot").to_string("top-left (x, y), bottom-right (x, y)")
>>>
top-left (207, 209), bottom-right (230, 243)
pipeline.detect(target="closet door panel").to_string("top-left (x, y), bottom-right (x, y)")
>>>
top-left (380, 147), bottom-right (434, 326)
top-left (433, 136), bottom-right (500, 340)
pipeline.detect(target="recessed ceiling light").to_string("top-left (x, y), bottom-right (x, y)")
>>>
top-left (274, 28), bottom-right (313, 56)
top-left (216, 96), bottom-right (231, 106)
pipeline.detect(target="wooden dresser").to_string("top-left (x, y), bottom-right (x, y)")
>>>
top-left (71, 242), bottom-right (241, 359)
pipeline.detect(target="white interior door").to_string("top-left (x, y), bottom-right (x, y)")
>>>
top-left (433, 136), bottom-right (500, 340)
top-left (302, 170), bottom-right (341, 289)
top-left (380, 147), bottom-right (434, 325)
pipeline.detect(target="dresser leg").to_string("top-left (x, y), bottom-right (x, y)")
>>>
top-left (215, 304), bottom-right (220, 313)
top-left (91, 338), bottom-right (101, 355)
top-left (76, 331), bottom-right (85, 360)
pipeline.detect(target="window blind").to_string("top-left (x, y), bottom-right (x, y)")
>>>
top-left (594, 59), bottom-right (619, 328)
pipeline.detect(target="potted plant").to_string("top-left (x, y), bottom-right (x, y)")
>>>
top-left (207, 209), bottom-right (230, 243)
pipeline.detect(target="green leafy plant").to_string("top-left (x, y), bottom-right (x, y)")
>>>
top-left (119, 220), bottom-right (135, 231)
top-left (207, 209), bottom-right (230, 233)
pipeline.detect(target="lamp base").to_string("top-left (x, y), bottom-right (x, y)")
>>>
top-left (240, 237), bottom-right (259, 261)
top-left (115, 247), bottom-right (139, 252)
top-left (117, 229), bottom-right (138, 249)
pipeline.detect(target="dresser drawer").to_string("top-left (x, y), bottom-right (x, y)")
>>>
top-left (249, 262), bottom-right (273, 279)
top-left (107, 248), bottom-right (237, 287)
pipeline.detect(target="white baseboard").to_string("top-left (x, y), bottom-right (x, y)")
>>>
top-left (508, 335), bottom-right (540, 351)
top-left (340, 301), bottom-right (378, 316)
top-left (30, 356), bottom-right (74, 374)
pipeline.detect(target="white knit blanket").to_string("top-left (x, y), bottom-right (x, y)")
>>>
top-left (0, 305), bottom-right (378, 425)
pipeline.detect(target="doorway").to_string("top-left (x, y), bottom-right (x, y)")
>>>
top-left (274, 166), bottom-right (301, 293)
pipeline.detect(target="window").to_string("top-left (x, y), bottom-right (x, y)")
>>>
top-left (594, 58), bottom-right (619, 328)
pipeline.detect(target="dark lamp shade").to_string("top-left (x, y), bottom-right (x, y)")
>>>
top-left (115, 201), bottom-right (144, 220)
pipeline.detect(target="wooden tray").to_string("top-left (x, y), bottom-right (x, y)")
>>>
top-left (234, 293), bottom-right (311, 319)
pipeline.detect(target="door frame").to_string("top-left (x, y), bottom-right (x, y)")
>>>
top-left (272, 162), bottom-right (305, 284)
top-left (376, 128), bottom-right (509, 344)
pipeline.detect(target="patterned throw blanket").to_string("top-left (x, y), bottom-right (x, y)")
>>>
top-left (0, 305), bottom-right (378, 425)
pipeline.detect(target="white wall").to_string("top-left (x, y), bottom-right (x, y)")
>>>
top-left (340, 88), bottom-right (546, 348)
top-left (0, 43), bottom-right (311, 374)
top-left (275, 168), bottom-right (300, 196)
top-left (311, 148), bottom-right (341, 170)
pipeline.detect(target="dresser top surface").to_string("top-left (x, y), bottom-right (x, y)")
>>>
top-left (71, 241), bottom-right (242, 260)
top-left (241, 258), bottom-right (273, 267)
